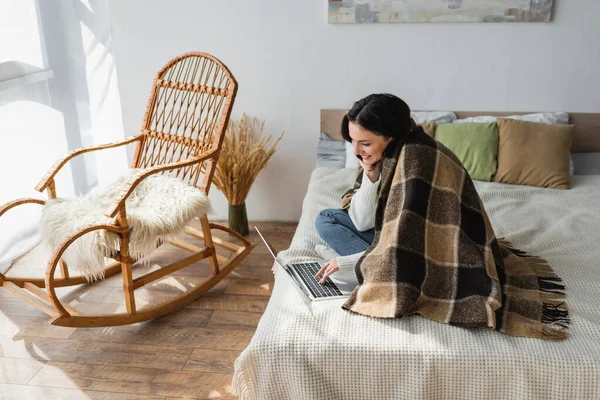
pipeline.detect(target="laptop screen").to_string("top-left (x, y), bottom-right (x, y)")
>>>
top-left (254, 226), bottom-right (287, 270)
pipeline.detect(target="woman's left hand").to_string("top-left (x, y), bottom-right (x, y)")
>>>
top-left (314, 258), bottom-right (339, 284)
top-left (359, 159), bottom-right (381, 183)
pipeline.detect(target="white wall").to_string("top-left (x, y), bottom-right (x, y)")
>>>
top-left (108, 0), bottom-right (600, 222)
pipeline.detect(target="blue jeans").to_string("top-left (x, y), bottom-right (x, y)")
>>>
top-left (315, 209), bottom-right (374, 256)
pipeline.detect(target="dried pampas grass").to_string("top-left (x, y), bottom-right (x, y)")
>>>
top-left (213, 114), bottom-right (283, 206)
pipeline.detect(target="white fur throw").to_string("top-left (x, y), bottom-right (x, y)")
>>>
top-left (40, 169), bottom-right (211, 281)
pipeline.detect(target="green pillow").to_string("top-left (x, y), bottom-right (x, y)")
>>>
top-left (435, 123), bottom-right (499, 181)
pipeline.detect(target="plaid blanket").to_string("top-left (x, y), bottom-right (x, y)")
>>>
top-left (341, 127), bottom-right (569, 340)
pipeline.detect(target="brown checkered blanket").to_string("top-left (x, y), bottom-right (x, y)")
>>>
top-left (341, 127), bottom-right (569, 340)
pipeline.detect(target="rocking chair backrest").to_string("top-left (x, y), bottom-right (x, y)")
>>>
top-left (132, 52), bottom-right (238, 193)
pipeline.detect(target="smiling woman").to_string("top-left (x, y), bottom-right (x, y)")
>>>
top-left (312, 92), bottom-right (570, 343)
top-left (314, 93), bottom-right (415, 284)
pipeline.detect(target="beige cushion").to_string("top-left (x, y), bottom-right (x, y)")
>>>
top-left (419, 122), bottom-right (436, 138)
top-left (494, 118), bottom-right (574, 189)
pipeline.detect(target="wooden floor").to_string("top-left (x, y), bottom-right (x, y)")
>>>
top-left (0, 221), bottom-right (297, 400)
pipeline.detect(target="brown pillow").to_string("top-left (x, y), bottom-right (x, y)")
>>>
top-left (494, 118), bottom-right (574, 189)
top-left (419, 122), bottom-right (436, 138)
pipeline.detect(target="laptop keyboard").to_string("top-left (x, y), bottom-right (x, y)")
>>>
top-left (291, 262), bottom-right (343, 298)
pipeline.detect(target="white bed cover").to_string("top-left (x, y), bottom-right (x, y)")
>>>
top-left (233, 168), bottom-right (600, 400)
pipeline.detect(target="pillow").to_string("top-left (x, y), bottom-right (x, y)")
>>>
top-left (345, 140), bottom-right (359, 169)
top-left (571, 152), bottom-right (600, 175)
top-left (411, 111), bottom-right (457, 124)
top-left (453, 112), bottom-right (569, 125)
top-left (317, 132), bottom-right (346, 168)
top-left (494, 118), bottom-right (575, 189)
top-left (435, 123), bottom-right (499, 181)
top-left (453, 112), bottom-right (574, 174)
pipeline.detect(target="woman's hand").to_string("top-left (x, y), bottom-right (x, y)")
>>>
top-left (359, 158), bottom-right (381, 183)
top-left (314, 258), bottom-right (339, 284)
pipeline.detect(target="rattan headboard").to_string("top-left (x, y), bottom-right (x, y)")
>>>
top-left (320, 110), bottom-right (600, 152)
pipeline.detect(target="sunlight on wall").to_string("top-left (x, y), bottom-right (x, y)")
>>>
top-left (79, 19), bottom-right (129, 188)
top-left (0, 101), bottom-right (74, 196)
top-left (0, 0), bottom-right (45, 78)
top-left (0, 100), bottom-right (73, 271)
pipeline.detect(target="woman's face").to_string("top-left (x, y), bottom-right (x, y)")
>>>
top-left (348, 121), bottom-right (393, 166)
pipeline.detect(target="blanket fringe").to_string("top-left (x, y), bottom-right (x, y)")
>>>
top-left (542, 302), bottom-right (570, 328)
top-left (499, 237), bottom-right (561, 279)
top-left (540, 294), bottom-right (570, 340)
top-left (541, 302), bottom-right (570, 340)
top-left (542, 325), bottom-right (569, 340)
top-left (538, 277), bottom-right (566, 295)
top-left (498, 237), bottom-right (570, 339)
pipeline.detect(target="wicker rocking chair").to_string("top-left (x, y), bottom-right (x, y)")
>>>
top-left (0, 52), bottom-right (254, 327)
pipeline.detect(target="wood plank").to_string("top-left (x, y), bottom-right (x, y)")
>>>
top-left (167, 261), bottom-right (214, 277)
top-left (225, 279), bottom-right (273, 297)
top-left (0, 314), bottom-right (75, 339)
top-left (70, 325), bottom-right (254, 351)
top-left (207, 310), bottom-right (263, 330)
top-left (0, 335), bottom-right (191, 370)
top-left (151, 308), bottom-right (214, 328)
top-left (0, 384), bottom-right (166, 400)
top-left (187, 293), bottom-right (269, 313)
top-left (184, 348), bottom-right (239, 374)
top-left (101, 287), bottom-right (180, 308)
top-left (241, 252), bottom-right (279, 267)
top-left (0, 358), bottom-right (45, 384)
top-left (28, 361), bottom-right (235, 399)
top-left (229, 264), bottom-right (275, 282)
top-left (57, 301), bottom-right (128, 316)
top-left (101, 278), bottom-right (231, 307)
top-left (2, 281), bottom-right (57, 317)
top-left (184, 226), bottom-right (240, 252)
top-left (0, 285), bottom-right (117, 318)
top-left (166, 398), bottom-right (234, 400)
top-left (248, 221), bottom-right (298, 234)
top-left (98, 260), bottom-right (194, 289)
top-left (0, 293), bottom-right (39, 316)
top-left (132, 246), bottom-right (215, 289)
top-left (2, 243), bottom-right (51, 278)
top-left (6, 258), bottom-right (123, 289)
top-left (54, 283), bottom-right (115, 304)
top-left (166, 237), bottom-right (203, 253)
top-left (24, 282), bottom-right (82, 316)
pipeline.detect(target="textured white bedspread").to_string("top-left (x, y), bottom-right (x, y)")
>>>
top-left (233, 168), bottom-right (600, 400)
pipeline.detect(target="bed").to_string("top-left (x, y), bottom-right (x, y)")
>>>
top-left (232, 111), bottom-right (600, 400)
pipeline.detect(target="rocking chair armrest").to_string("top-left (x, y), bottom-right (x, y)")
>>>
top-left (104, 147), bottom-right (218, 219)
top-left (35, 135), bottom-right (144, 192)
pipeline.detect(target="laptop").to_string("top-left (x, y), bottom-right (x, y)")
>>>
top-left (254, 226), bottom-right (351, 301)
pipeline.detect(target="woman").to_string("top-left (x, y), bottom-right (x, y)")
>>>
top-left (312, 93), bottom-right (568, 340)
top-left (314, 93), bottom-right (412, 286)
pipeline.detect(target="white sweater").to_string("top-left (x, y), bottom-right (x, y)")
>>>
top-left (336, 170), bottom-right (379, 275)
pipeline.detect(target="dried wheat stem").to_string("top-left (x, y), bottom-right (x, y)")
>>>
top-left (213, 114), bottom-right (283, 205)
